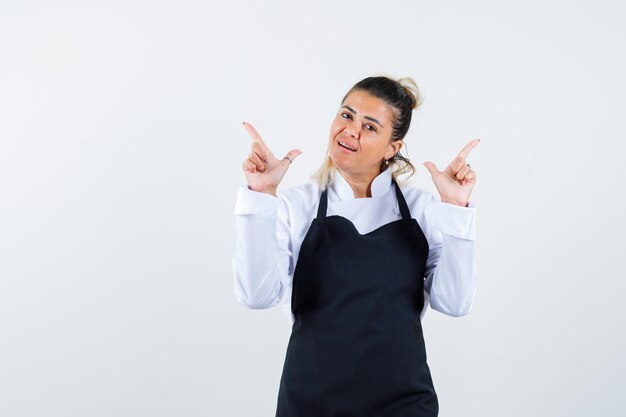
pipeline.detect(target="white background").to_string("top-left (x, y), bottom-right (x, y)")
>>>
top-left (1, 0), bottom-right (625, 416)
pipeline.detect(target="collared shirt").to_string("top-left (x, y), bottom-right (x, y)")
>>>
top-left (232, 168), bottom-right (476, 324)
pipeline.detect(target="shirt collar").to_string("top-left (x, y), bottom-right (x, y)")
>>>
top-left (329, 168), bottom-right (393, 202)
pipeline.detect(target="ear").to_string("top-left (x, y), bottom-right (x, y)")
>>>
top-left (386, 140), bottom-right (404, 160)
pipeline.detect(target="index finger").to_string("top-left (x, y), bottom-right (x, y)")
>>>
top-left (456, 138), bottom-right (480, 159)
top-left (243, 122), bottom-right (271, 154)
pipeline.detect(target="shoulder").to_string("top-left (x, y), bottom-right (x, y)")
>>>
top-left (395, 179), bottom-right (437, 210)
top-left (394, 179), bottom-right (441, 241)
top-left (277, 180), bottom-right (322, 212)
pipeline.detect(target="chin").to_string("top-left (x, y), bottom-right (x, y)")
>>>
top-left (328, 147), bottom-right (345, 162)
top-left (326, 153), bottom-right (341, 169)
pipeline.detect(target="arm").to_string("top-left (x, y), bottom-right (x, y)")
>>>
top-left (232, 185), bottom-right (293, 309)
top-left (423, 199), bottom-right (476, 317)
top-left (421, 138), bottom-right (480, 316)
top-left (234, 121), bottom-right (301, 309)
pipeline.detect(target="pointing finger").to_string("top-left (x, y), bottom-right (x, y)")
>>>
top-left (456, 138), bottom-right (481, 159)
top-left (243, 122), bottom-right (271, 154)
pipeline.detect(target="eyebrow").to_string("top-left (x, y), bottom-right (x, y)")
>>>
top-left (341, 106), bottom-right (384, 129)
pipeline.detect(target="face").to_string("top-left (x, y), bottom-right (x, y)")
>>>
top-left (327, 90), bottom-right (403, 179)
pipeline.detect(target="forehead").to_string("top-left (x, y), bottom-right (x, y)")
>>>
top-left (342, 90), bottom-right (393, 122)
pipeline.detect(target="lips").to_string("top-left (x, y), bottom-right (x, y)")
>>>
top-left (337, 140), bottom-right (356, 152)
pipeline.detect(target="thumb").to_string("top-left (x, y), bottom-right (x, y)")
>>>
top-left (283, 149), bottom-right (303, 164)
top-left (423, 161), bottom-right (439, 177)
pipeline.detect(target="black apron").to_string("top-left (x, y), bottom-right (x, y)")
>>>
top-left (275, 178), bottom-right (438, 417)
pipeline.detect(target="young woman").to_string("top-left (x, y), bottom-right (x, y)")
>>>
top-left (233, 75), bottom-right (479, 416)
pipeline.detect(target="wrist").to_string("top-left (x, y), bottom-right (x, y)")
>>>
top-left (441, 198), bottom-right (468, 207)
top-left (248, 185), bottom-right (277, 197)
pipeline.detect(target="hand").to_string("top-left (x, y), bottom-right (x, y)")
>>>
top-left (423, 139), bottom-right (480, 207)
top-left (242, 122), bottom-right (302, 196)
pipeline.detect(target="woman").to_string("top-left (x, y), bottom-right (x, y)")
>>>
top-left (232, 75), bottom-right (478, 416)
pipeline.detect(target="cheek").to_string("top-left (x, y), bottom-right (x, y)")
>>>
top-left (329, 120), bottom-right (343, 136)
top-left (369, 139), bottom-right (391, 156)
top-left (328, 124), bottom-right (339, 146)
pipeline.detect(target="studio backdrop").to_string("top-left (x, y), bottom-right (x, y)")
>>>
top-left (0, 1), bottom-right (624, 416)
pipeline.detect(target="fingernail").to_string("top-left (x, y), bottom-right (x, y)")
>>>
top-left (242, 121), bottom-right (246, 125)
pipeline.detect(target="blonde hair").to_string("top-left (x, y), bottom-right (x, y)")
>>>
top-left (311, 74), bottom-right (423, 190)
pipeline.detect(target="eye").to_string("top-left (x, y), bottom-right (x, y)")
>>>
top-left (340, 112), bottom-right (377, 133)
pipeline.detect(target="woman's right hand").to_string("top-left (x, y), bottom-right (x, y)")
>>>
top-left (242, 122), bottom-right (302, 196)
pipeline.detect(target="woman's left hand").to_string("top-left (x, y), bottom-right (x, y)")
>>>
top-left (423, 139), bottom-right (480, 207)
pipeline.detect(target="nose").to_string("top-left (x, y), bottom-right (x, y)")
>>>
top-left (345, 120), bottom-right (360, 138)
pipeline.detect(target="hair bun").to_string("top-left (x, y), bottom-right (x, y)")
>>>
top-left (396, 77), bottom-right (422, 110)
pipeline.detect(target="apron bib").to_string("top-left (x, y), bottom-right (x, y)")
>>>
top-left (276, 178), bottom-right (438, 417)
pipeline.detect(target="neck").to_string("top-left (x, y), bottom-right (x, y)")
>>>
top-left (338, 168), bottom-right (379, 198)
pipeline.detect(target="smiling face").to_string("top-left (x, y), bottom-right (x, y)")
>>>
top-left (327, 89), bottom-right (403, 180)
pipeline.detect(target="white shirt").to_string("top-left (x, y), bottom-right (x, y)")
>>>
top-left (232, 168), bottom-right (477, 324)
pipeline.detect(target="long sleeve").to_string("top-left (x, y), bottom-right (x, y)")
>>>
top-left (423, 199), bottom-right (477, 317)
top-left (231, 185), bottom-right (294, 309)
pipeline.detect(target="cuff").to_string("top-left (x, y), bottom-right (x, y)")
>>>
top-left (234, 185), bottom-right (281, 215)
top-left (424, 199), bottom-right (476, 240)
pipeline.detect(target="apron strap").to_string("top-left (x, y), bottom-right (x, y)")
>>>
top-left (316, 187), bottom-right (328, 220)
top-left (393, 179), bottom-right (412, 221)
